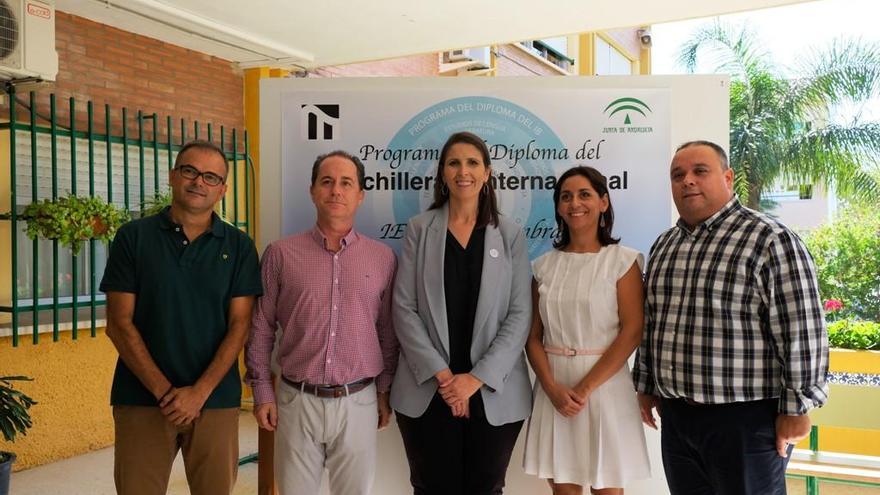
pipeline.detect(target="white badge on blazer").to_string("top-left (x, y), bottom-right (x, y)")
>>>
top-left (489, 248), bottom-right (499, 258)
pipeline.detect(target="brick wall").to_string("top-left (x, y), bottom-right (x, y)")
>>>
top-left (495, 44), bottom-right (567, 76)
top-left (7, 12), bottom-right (244, 142)
top-left (311, 44), bottom-right (563, 78)
top-left (312, 53), bottom-right (440, 77)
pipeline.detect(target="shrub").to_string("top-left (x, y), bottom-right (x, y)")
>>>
top-left (827, 320), bottom-right (880, 350)
top-left (805, 205), bottom-right (880, 321)
top-left (0, 376), bottom-right (36, 445)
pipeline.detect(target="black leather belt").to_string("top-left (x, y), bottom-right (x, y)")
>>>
top-left (282, 376), bottom-right (373, 399)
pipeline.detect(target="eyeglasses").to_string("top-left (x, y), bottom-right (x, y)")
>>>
top-left (174, 165), bottom-right (225, 186)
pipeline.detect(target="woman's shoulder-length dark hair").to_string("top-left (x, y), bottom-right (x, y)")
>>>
top-left (553, 165), bottom-right (620, 249)
top-left (428, 131), bottom-right (500, 228)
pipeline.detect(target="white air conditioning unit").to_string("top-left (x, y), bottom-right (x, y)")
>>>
top-left (464, 47), bottom-right (490, 69)
top-left (446, 49), bottom-right (467, 62)
top-left (0, 0), bottom-right (58, 83)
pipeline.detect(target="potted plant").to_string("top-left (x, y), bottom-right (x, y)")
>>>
top-left (0, 376), bottom-right (36, 495)
top-left (18, 195), bottom-right (130, 256)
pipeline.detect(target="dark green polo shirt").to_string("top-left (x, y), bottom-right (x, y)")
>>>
top-left (100, 207), bottom-right (263, 408)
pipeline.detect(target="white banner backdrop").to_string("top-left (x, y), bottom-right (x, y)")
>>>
top-left (281, 88), bottom-right (670, 258)
top-left (260, 76), bottom-right (729, 495)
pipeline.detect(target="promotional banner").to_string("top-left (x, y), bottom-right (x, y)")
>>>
top-left (281, 88), bottom-right (672, 258)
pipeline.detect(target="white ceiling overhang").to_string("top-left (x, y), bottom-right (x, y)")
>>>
top-left (55, 0), bottom-right (817, 69)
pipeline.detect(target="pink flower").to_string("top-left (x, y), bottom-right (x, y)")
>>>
top-left (823, 299), bottom-right (843, 312)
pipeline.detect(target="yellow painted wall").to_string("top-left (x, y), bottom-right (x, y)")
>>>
top-left (1, 126), bottom-right (12, 326)
top-left (0, 329), bottom-right (254, 470)
top-left (244, 67), bottom-right (288, 247)
top-left (808, 350), bottom-right (880, 456)
top-left (0, 329), bottom-right (116, 471)
top-left (577, 33), bottom-right (596, 75)
top-left (818, 426), bottom-right (880, 457)
top-left (830, 349), bottom-right (880, 374)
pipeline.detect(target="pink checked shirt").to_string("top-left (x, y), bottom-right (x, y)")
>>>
top-left (245, 227), bottom-right (398, 405)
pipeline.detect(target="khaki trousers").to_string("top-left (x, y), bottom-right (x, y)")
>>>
top-left (113, 405), bottom-right (239, 495)
top-left (275, 381), bottom-right (378, 495)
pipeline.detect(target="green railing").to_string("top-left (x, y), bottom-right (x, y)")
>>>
top-left (1, 88), bottom-right (254, 347)
top-left (787, 425), bottom-right (880, 494)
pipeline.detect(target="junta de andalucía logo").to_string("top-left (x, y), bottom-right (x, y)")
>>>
top-left (603, 97), bottom-right (654, 134)
top-left (604, 97), bottom-right (652, 125)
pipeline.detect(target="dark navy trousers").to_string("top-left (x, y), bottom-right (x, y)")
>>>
top-left (660, 398), bottom-right (793, 495)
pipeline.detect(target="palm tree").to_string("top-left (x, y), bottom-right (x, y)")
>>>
top-left (679, 21), bottom-right (880, 210)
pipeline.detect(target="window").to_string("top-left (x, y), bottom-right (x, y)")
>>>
top-left (520, 38), bottom-right (575, 71)
top-left (595, 36), bottom-right (635, 75)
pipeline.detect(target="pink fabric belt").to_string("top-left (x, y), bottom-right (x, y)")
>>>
top-left (544, 346), bottom-right (606, 356)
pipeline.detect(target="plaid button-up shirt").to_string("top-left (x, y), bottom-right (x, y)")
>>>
top-left (633, 198), bottom-right (829, 415)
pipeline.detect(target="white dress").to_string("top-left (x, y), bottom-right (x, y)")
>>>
top-left (523, 244), bottom-right (651, 489)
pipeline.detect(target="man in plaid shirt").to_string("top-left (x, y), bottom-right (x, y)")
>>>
top-left (633, 140), bottom-right (829, 495)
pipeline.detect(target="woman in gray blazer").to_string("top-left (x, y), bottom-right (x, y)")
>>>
top-left (391, 131), bottom-right (533, 494)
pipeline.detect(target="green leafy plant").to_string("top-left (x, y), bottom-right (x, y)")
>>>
top-left (679, 22), bottom-right (880, 209)
top-left (141, 191), bottom-right (172, 218)
top-left (827, 320), bottom-right (880, 350)
top-left (20, 195), bottom-right (130, 256)
top-left (805, 205), bottom-right (880, 321)
top-left (0, 376), bottom-right (36, 463)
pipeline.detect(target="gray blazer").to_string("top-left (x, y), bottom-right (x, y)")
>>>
top-left (390, 205), bottom-right (533, 426)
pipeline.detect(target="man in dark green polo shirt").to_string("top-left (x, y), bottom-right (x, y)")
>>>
top-left (101, 139), bottom-right (262, 495)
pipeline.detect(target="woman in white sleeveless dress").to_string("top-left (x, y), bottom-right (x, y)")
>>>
top-left (523, 166), bottom-right (650, 495)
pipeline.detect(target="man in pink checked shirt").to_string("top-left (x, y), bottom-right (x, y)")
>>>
top-left (244, 150), bottom-right (398, 495)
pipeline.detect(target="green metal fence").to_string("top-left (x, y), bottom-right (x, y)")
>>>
top-left (1, 88), bottom-right (253, 347)
top-left (786, 425), bottom-right (880, 494)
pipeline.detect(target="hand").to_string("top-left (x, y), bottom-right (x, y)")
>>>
top-left (545, 382), bottom-right (586, 417)
top-left (637, 393), bottom-right (661, 429)
top-left (377, 392), bottom-right (392, 430)
top-left (572, 383), bottom-right (594, 404)
top-left (447, 396), bottom-right (470, 418)
top-left (159, 386), bottom-right (208, 426)
top-left (445, 396), bottom-right (468, 418)
top-left (254, 402), bottom-right (278, 431)
top-left (438, 373), bottom-right (483, 406)
top-left (776, 414), bottom-right (811, 457)
top-left (435, 368), bottom-right (454, 387)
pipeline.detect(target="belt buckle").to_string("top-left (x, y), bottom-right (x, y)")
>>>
top-left (564, 347), bottom-right (577, 356)
top-left (333, 387), bottom-right (345, 398)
